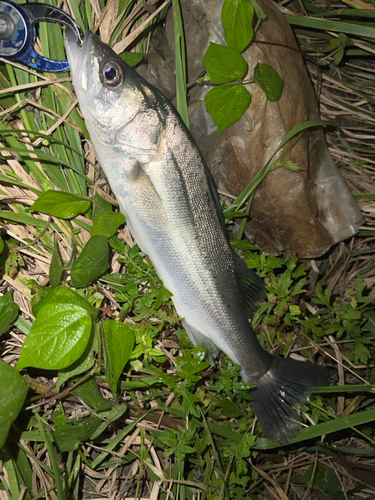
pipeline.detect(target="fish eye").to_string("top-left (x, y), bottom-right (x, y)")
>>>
top-left (102, 60), bottom-right (124, 88)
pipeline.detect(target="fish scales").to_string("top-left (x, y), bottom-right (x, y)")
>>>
top-left (65, 30), bottom-right (328, 443)
top-left (115, 93), bottom-right (263, 372)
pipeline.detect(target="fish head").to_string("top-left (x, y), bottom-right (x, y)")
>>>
top-left (65, 29), bottom-right (163, 162)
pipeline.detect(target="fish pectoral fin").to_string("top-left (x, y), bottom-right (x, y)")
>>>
top-left (183, 321), bottom-right (218, 364)
top-left (234, 252), bottom-right (266, 318)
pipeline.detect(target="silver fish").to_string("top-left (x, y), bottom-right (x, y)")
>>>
top-left (65, 30), bottom-right (327, 443)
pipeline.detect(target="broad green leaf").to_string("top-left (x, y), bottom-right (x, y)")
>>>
top-left (119, 52), bottom-right (143, 67)
top-left (203, 43), bottom-right (248, 83)
top-left (222, 0), bottom-right (254, 52)
top-left (0, 362), bottom-right (29, 447)
top-left (0, 236), bottom-right (4, 254)
top-left (71, 235), bottom-right (110, 288)
top-left (92, 192), bottom-right (113, 219)
top-left (205, 84), bottom-right (251, 133)
top-left (75, 377), bottom-right (112, 411)
top-left (30, 191), bottom-right (91, 219)
top-left (91, 212), bottom-right (126, 238)
top-left (254, 62), bottom-right (284, 101)
top-left (16, 304), bottom-right (92, 370)
top-left (103, 320), bottom-right (135, 395)
top-left (57, 324), bottom-right (99, 390)
top-left (49, 240), bottom-right (63, 289)
top-left (0, 291), bottom-right (19, 336)
top-left (33, 286), bottom-right (98, 319)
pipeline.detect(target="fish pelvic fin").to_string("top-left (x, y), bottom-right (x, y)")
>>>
top-left (182, 321), bottom-right (218, 364)
top-left (250, 357), bottom-right (330, 444)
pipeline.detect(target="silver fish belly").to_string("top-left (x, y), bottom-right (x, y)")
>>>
top-left (65, 29), bottom-right (327, 443)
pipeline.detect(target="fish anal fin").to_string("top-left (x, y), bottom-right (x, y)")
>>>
top-left (182, 321), bottom-right (218, 364)
top-left (234, 252), bottom-right (266, 318)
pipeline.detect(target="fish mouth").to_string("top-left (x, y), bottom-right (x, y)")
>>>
top-left (65, 29), bottom-right (99, 93)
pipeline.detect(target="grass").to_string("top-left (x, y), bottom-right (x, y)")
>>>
top-left (0, 0), bottom-right (375, 498)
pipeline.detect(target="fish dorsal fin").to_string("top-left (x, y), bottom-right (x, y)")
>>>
top-left (234, 252), bottom-right (266, 318)
top-left (204, 162), bottom-right (228, 234)
top-left (204, 161), bottom-right (265, 317)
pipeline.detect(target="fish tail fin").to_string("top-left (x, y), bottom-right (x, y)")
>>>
top-left (251, 357), bottom-right (329, 443)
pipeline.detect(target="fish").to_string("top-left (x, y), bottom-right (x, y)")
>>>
top-left (65, 29), bottom-right (328, 443)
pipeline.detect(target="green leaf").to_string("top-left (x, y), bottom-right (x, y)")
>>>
top-left (289, 304), bottom-right (301, 316)
top-left (91, 212), bottom-right (126, 238)
top-left (57, 325), bottom-right (99, 390)
top-left (90, 403), bottom-right (128, 441)
top-left (103, 320), bottom-right (135, 395)
top-left (282, 160), bottom-right (304, 171)
top-left (71, 235), bottom-right (110, 288)
top-left (30, 190), bottom-right (91, 219)
top-left (222, 0), bottom-right (254, 52)
top-left (214, 395), bottom-right (242, 418)
top-left (0, 236), bottom-right (4, 254)
top-left (92, 192), bottom-right (113, 219)
top-left (16, 304), bottom-right (92, 370)
top-left (75, 377), bottom-right (112, 411)
top-left (33, 286), bottom-right (98, 319)
top-left (119, 52), bottom-right (143, 67)
top-left (49, 240), bottom-right (64, 289)
top-left (205, 84), bottom-right (251, 133)
top-left (248, 0), bottom-right (266, 28)
top-left (203, 43), bottom-right (248, 83)
top-left (354, 338), bottom-right (371, 364)
top-left (253, 62), bottom-right (284, 101)
top-left (52, 410), bottom-right (102, 452)
top-left (0, 362), bottom-right (29, 447)
top-left (0, 291), bottom-right (19, 336)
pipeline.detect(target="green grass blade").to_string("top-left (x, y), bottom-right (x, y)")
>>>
top-left (0, 119), bottom-right (52, 191)
top-left (35, 411), bottom-right (65, 500)
top-left (285, 13), bottom-right (375, 40)
top-left (312, 384), bottom-right (375, 394)
top-left (172, 0), bottom-right (190, 129)
top-left (255, 408), bottom-right (375, 449)
top-left (90, 411), bottom-right (152, 469)
top-left (0, 446), bottom-right (20, 499)
top-left (231, 119), bottom-right (336, 210)
top-left (0, 146), bottom-right (94, 185)
top-left (0, 173), bottom-right (42, 195)
top-left (0, 210), bottom-right (48, 228)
